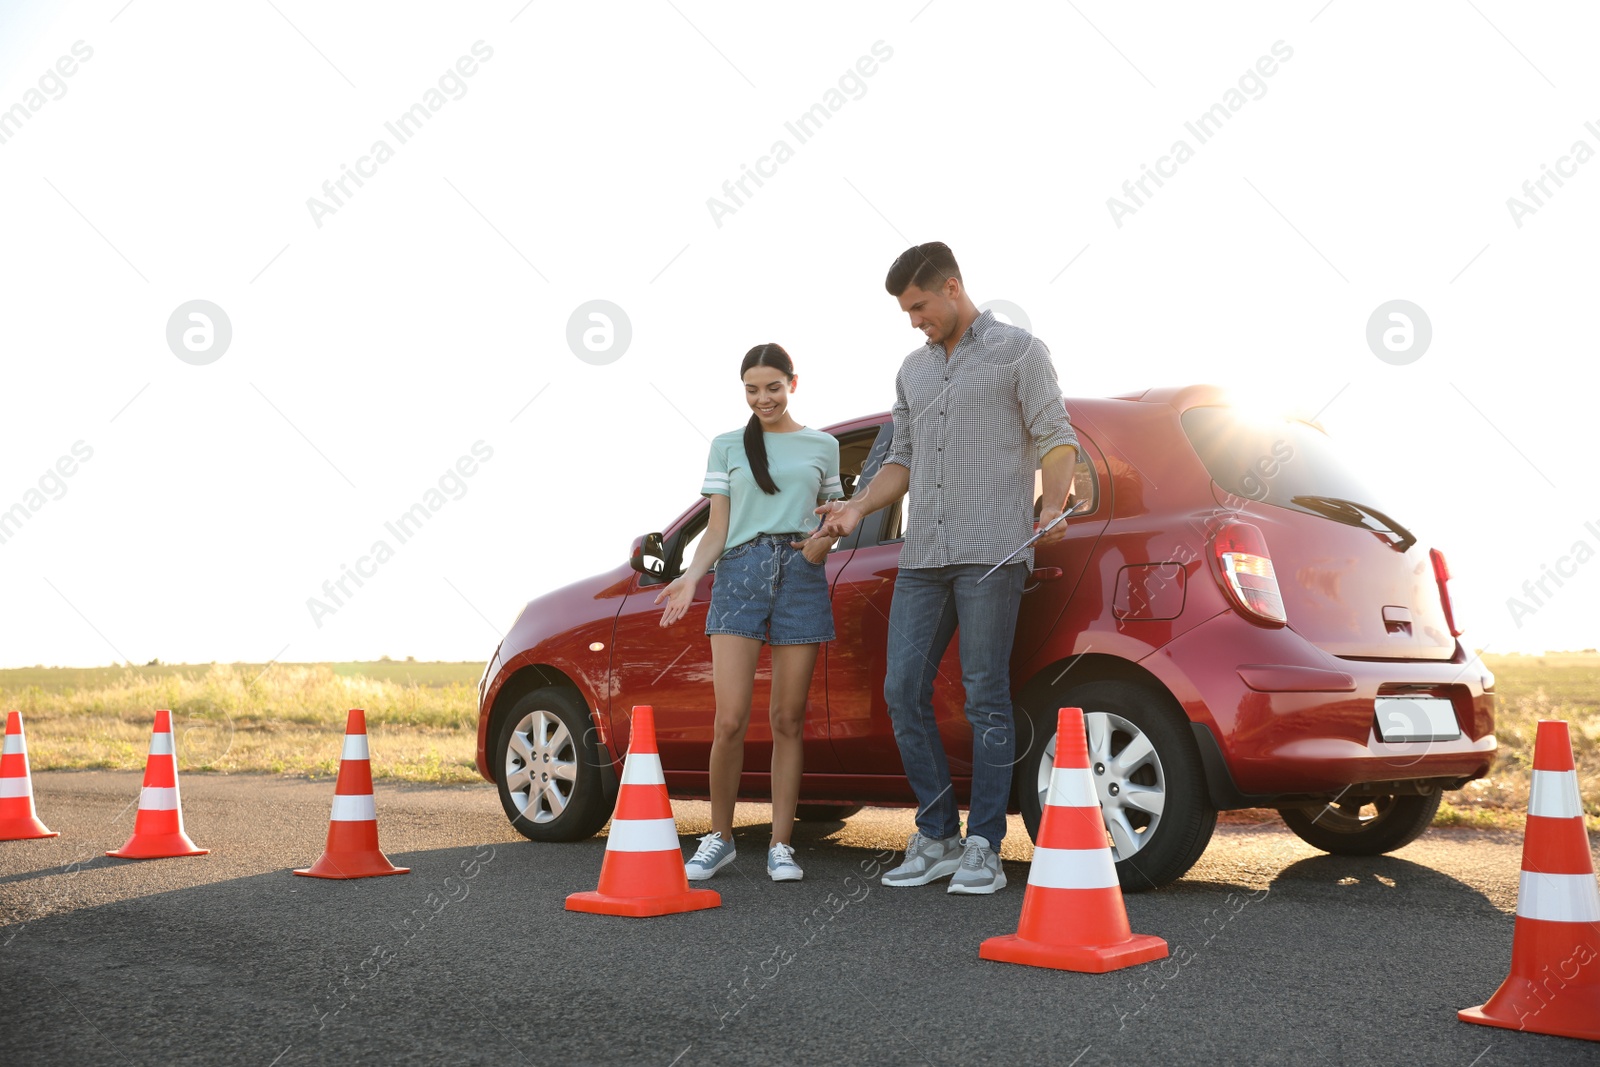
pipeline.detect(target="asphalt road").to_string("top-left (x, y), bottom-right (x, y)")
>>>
top-left (1, 771), bottom-right (1596, 1067)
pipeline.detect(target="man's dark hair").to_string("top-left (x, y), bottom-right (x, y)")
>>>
top-left (884, 242), bottom-right (962, 297)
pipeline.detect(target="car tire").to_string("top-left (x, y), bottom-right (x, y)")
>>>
top-left (1276, 791), bottom-right (1441, 856)
top-left (794, 803), bottom-right (864, 822)
top-left (1018, 679), bottom-right (1217, 892)
top-left (493, 686), bottom-right (612, 843)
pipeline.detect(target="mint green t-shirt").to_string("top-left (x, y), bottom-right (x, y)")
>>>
top-left (701, 427), bottom-right (844, 551)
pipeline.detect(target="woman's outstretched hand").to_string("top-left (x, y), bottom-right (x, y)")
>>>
top-left (654, 576), bottom-right (694, 627)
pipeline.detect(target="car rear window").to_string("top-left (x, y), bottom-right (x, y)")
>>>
top-left (1180, 406), bottom-right (1395, 518)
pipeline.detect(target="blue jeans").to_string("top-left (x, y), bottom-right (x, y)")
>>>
top-left (705, 533), bottom-right (835, 645)
top-left (883, 563), bottom-right (1027, 845)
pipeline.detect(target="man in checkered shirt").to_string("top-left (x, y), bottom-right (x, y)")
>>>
top-left (813, 242), bottom-right (1079, 895)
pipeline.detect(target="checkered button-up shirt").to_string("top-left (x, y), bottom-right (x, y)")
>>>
top-left (884, 309), bottom-right (1079, 570)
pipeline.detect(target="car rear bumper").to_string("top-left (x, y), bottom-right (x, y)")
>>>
top-left (1147, 613), bottom-right (1496, 803)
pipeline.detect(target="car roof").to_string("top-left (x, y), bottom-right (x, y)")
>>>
top-left (819, 384), bottom-right (1239, 437)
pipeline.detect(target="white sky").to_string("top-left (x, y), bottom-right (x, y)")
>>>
top-left (0, 1), bottom-right (1595, 669)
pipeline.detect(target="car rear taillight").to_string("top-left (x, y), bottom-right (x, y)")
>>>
top-left (1211, 521), bottom-right (1287, 625)
top-left (1430, 548), bottom-right (1463, 637)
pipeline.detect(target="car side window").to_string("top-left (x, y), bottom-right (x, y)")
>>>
top-left (675, 517), bottom-right (707, 578)
top-left (835, 428), bottom-right (877, 504)
top-left (1033, 446), bottom-right (1100, 519)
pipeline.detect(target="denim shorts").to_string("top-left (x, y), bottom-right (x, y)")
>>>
top-left (705, 532), bottom-right (835, 645)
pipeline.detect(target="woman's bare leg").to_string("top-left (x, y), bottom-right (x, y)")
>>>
top-left (767, 642), bottom-right (820, 847)
top-left (709, 634), bottom-right (763, 843)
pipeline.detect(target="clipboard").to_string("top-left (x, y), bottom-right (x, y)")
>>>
top-left (977, 497), bottom-right (1093, 583)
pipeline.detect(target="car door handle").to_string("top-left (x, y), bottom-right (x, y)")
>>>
top-left (1031, 567), bottom-right (1064, 582)
top-left (1382, 604), bottom-right (1412, 635)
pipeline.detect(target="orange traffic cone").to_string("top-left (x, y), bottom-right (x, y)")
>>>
top-left (107, 710), bottom-right (207, 859)
top-left (1, 711), bottom-right (58, 840)
top-left (1459, 719), bottom-right (1600, 1041)
top-left (296, 709), bottom-right (409, 879)
top-left (567, 705), bottom-right (720, 917)
top-left (980, 706), bottom-right (1168, 972)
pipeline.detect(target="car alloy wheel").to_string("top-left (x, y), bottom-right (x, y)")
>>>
top-left (503, 708), bottom-right (578, 824)
top-left (492, 685), bottom-right (612, 842)
top-left (1036, 711), bottom-right (1167, 861)
top-left (1019, 679), bottom-right (1215, 890)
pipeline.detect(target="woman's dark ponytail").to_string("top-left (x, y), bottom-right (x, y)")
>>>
top-left (740, 343), bottom-right (795, 496)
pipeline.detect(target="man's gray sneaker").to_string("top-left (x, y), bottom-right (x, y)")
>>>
top-left (685, 832), bottom-right (736, 881)
top-left (881, 830), bottom-right (963, 886)
top-left (947, 834), bottom-right (1007, 894)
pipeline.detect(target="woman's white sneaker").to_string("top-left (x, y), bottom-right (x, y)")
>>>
top-left (767, 842), bottom-right (804, 881)
top-left (685, 832), bottom-right (736, 880)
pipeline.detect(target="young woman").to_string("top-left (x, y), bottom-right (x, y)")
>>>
top-left (655, 343), bottom-right (843, 883)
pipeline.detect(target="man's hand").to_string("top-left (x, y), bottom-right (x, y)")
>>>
top-left (1036, 496), bottom-right (1091, 546)
top-left (1036, 444), bottom-right (1080, 548)
top-left (812, 499), bottom-right (861, 540)
top-left (1036, 500), bottom-right (1070, 546)
top-left (653, 576), bottom-right (695, 627)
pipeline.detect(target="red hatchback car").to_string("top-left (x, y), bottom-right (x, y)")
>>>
top-left (475, 384), bottom-right (1496, 889)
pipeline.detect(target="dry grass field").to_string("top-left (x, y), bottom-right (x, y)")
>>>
top-left (3, 661), bottom-right (484, 784)
top-left (1437, 652), bottom-right (1599, 830)
top-left (2, 653), bottom-right (1595, 828)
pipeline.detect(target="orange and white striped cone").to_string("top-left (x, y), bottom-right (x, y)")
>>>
top-left (1459, 719), bottom-right (1600, 1041)
top-left (107, 710), bottom-right (207, 859)
top-left (980, 706), bottom-right (1168, 972)
top-left (296, 709), bottom-right (409, 879)
top-left (566, 705), bottom-right (720, 917)
top-left (0, 711), bottom-right (58, 840)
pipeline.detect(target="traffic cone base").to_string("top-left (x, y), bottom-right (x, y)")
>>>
top-left (566, 887), bottom-right (721, 918)
top-left (979, 708), bottom-right (1167, 974)
top-left (566, 706), bottom-right (721, 918)
top-left (567, 849), bottom-right (719, 915)
top-left (980, 930), bottom-right (1169, 973)
top-left (1, 711), bottom-right (59, 840)
top-left (1457, 917), bottom-right (1600, 1039)
top-left (108, 832), bottom-right (207, 859)
top-left (107, 711), bottom-right (207, 860)
top-left (297, 711), bottom-right (409, 879)
top-left (295, 819), bottom-right (408, 877)
top-left (0, 815), bottom-right (58, 840)
top-left (295, 854), bottom-right (409, 879)
top-left (1459, 720), bottom-right (1600, 1042)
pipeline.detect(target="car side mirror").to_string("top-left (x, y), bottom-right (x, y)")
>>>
top-left (630, 532), bottom-right (666, 576)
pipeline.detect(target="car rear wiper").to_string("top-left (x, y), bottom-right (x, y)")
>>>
top-left (1289, 495), bottom-right (1417, 553)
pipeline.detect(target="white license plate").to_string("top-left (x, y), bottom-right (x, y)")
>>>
top-left (1374, 697), bottom-right (1461, 742)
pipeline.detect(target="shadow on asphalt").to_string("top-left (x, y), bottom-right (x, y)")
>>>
top-left (1269, 853), bottom-right (1508, 918)
top-left (0, 854), bottom-right (125, 887)
top-left (1, 836), bottom-right (1586, 1066)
